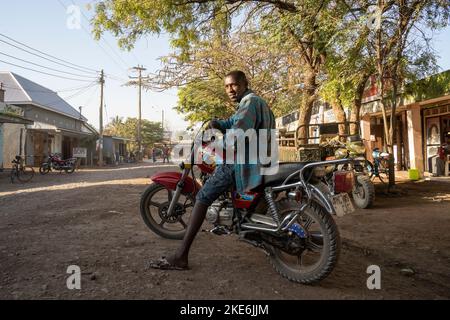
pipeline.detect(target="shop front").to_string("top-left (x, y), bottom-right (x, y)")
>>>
top-left (422, 100), bottom-right (450, 175)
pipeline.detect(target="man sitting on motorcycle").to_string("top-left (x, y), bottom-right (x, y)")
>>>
top-left (148, 70), bottom-right (275, 270)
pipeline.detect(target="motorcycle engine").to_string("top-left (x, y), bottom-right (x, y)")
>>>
top-left (206, 200), bottom-right (234, 227)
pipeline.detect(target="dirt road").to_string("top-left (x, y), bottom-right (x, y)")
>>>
top-left (1, 163), bottom-right (449, 299)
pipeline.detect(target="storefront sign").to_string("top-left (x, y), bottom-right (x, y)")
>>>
top-left (73, 147), bottom-right (87, 158)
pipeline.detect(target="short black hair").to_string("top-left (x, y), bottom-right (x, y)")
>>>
top-left (225, 70), bottom-right (248, 86)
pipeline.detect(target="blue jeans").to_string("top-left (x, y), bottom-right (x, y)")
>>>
top-left (196, 164), bottom-right (235, 206)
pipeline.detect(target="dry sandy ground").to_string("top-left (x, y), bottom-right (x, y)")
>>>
top-left (0, 162), bottom-right (449, 300)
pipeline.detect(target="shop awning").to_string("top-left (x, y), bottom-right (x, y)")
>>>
top-left (58, 128), bottom-right (96, 138)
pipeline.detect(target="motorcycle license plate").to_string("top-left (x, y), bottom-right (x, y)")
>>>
top-left (331, 193), bottom-right (355, 217)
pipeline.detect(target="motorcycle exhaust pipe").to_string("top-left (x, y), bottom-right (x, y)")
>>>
top-left (248, 214), bottom-right (277, 227)
top-left (241, 222), bottom-right (278, 233)
top-left (242, 211), bottom-right (300, 233)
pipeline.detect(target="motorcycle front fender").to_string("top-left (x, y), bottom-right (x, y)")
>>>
top-left (308, 183), bottom-right (335, 215)
top-left (150, 171), bottom-right (202, 196)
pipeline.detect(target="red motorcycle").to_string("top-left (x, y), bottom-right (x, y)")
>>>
top-left (140, 125), bottom-right (356, 284)
top-left (39, 153), bottom-right (77, 174)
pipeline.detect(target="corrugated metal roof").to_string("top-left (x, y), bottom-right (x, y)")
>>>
top-left (0, 72), bottom-right (87, 121)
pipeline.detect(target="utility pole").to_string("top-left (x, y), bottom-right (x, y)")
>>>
top-left (98, 70), bottom-right (105, 166)
top-left (129, 65), bottom-right (147, 161)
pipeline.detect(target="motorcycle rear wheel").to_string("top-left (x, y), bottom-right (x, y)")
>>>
top-left (140, 183), bottom-right (195, 240)
top-left (267, 200), bottom-right (341, 285)
top-left (352, 175), bottom-right (375, 209)
top-left (65, 165), bottom-right (75, 174)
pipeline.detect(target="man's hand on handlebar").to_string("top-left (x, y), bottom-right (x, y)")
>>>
top-left (207, 119), bottom-right (225, 133)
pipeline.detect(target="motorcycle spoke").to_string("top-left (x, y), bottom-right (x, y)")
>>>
top-left (179, 218), bottom-right (187, 228)
top-left (159, 220), bottom-right (166, 227)
top-left (149, 201), bottom-right (162, 207)
top-left (184, 199), bottom-right (194, 208)
top-left (303, 215), bottom-right (313, 230)
top-left (307, 240), bottom-right (323, 252)
top-left (297, 254), bottom-right (303, 267)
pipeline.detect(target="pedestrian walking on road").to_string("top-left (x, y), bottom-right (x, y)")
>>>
top-left (163, 144), bottom-right (170, 163)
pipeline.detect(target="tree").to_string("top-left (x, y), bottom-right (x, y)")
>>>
top-left (104, 115), bottom-right (124, 136)
top-left (163, 30), bottom-right (302, 123)
top-left (319, 7), bottom-right (376, 137)
top-left (92, 0), bottom-right (349, 140)
top-left (371, 0), bottom-right (449, 187)
top-left (104, 117), bottom-right (164, 151)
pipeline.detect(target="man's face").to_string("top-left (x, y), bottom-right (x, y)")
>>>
top-left (224, 76), bottom-right (247, 103)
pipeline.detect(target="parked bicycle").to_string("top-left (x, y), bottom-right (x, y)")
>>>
top-left (10, 155), bottom-right (35, 183)
top-left (366, 148), bottom-right (390, 183)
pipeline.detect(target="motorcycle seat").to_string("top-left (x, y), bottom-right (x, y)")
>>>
top-left (251, 162), bottom-right (310, 191)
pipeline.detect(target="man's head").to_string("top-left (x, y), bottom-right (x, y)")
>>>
top-left (224, 70), bottom-right (248, 103)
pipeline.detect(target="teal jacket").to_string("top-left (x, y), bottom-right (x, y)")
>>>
top-left (217, 90), bottom-right (275, 192)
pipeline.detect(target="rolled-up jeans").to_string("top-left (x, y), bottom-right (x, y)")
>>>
top-left (195, 164), bottom-right (235, 206)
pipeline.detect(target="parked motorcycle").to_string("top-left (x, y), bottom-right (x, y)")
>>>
top-left (140, 124), bottom-right (356, 284)
top-left (319, 136), bottom-right (375, 209)
top-left (39, 154), bottom-right (77, 174)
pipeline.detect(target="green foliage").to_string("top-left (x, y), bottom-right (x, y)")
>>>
top-left (93, 0), bottom-right (234, 59)
top-left (405, 69), bottom-right (450, 102)
top-left (176, 78), bottom-right (234, 123)
top-left (104, 116), bottom-right (164, 149)
top-left (92, 0), bottom-right (450, 130)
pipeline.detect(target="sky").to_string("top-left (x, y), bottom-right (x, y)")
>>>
top-left (0, 1), bottom-right (450, 134)
top-left (0, 0), bottom-right (186, 133)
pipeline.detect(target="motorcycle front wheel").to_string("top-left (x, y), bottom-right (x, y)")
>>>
top-left (267, 200), bottom-right (341, 285)
top-left (140, 183), bottom-right (195, 240)
top-left (39, 163), bottom-right (50, 175)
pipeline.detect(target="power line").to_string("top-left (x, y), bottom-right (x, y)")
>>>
top-left (61, 81), bottom-right (97, 101)
top-left (0, 58), bottom-right (95, 82)
top-left (57, 0), bottom-right (130, 78)
top-left (83, 84), bottom-right (99, 106)
top-left (29, 80), bottom-right (98, 108)
top-left (105, 73), bottom-right (128, 83)
top-left (104, 102), bottom-right (109, 123)
top-left (0, 35), bottom-right (98, 75)
top-left (57, 83), bottom-right (99, 93)
top-left (0, 51), bottom-right (98, 79)
top-left (71, 0), bottom-right (132, 70)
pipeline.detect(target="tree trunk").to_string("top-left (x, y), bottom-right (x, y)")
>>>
top-left (387, 77), bottom-right (398, 188)
top-left (331, 100), bottom-right (347, 141)
top-left (297, 100), bottom-right (314, 145)
top-left (350, 75), bottom-right (369, 135)
top-left (296, 70), bottom-right (316, 145)
top-left (396, 117), bottom-right (402, 170)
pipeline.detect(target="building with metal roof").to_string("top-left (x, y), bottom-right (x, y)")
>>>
top-left (0, 72), bottom-right (96, 167)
